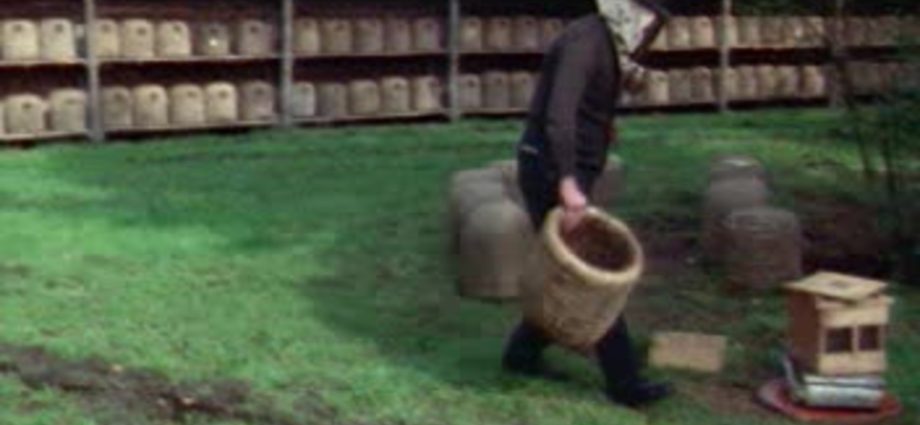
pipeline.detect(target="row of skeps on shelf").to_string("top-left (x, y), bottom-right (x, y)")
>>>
top-left (0, 16), bottom-right (446, 61)
top-left (650, 15), bottom-right (919, 51)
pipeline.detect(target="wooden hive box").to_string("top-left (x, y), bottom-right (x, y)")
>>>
top-left (121, 19), bottom-right (156, 59)
top-left (786, 272), bottom-right (894, 376)
top-left (3, 20), bottom-right (40, 60)
top-left (169, 84), bottom-right (206, 126)
top-left (236, 19), bottom-right (274, 57)
top-left (385, 17), bottom-right (412, 53)
top-left (49, 88), bottom-right (87, 133)
top-left (196, 22), bottom-right (232, 57)
top-left (133, 84), bottom-right (169, 128)
top-left (380, 76), bottom-right (411, 114)
top-left (40, 18), bottom-right (77, 60)
top-left (102, 87), bottom-right (133, 129)
top-left (294, 18), bottom-right (320, 56)
top-left (204, 82), bottom-right (239, 123)
top-left (240, 80), bottom-right (276, 122)
top-left (156, 20), bottom-right (192, 58)
top-left (291, 81), bottom-right (317, 118)
top-left (5, 94), bottom-right (47, 135)
top-left (92, 19), bottom-right (121, 58)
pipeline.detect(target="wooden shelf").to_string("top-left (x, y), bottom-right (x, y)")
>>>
top-left (0, 131), bottom-right (88, 143)
top-left (294, 110), bottom-right (448, 125)
top-left (0, 59), bottom-right (86, 69)
top-left (460, 50), bottom-right (544, 56)
top-left (463, 108), bottom-right (528, 116)
top-left (105, 120), bottom-right (278, 136)
top-left (296, 51), bottom-right (448, 61)
top-left (100, 56), bottom-right (281, 66)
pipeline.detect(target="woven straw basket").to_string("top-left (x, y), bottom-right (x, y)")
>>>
top-left (102, 87), bottom-right (133, 129)
top-left (760, 17), bottom-right (784, 47)
top-left (510, 72), bottom-right (535, 110)
top-left (483, 71), bottom-right (510, 110)
top-left (459, 74), bottom-right (483, 111)
top-left (380, 77), bottom-right (411, 114)
top-left (702, 177), bottom-right (770, 263)
top-left (756, 65), bottom-right (778, 100)
top-left (355, 18), bottom-right (384, 54)
top-left (522, 207), bottom-right (645, 352)
top-left (513, 16), bottom-right (540, 51)
top-left (6, 94), bottom-right (47, 135)
top-left (236, 20), bottom-right (274, 56)
top-left (385, 17), bottom-right (412, 53)
top-left (92, 19), bottom-right (121, 58)
top-left (667, 17), bottom-right (691, 50)
top-left (169, 84), bottom-right (206, 126)
top-left (3, 20), bottom-right (40, 60)
top-left (40, 18), bottom-right (77, 60)
top-left (49, 89), bottom-right (87, 133)
top-left (412, 76), bottom-right (442, 112)
top-left (121, 19), bottom-right (155, 59)
top-left (133, 85), bottom-right (169, 128)
top-left (800, 65), bottom-right (827, 99)
top-left (240, 81), bottom-right (276, 122)
top-left (736, 66), bottom-right (759, 100)
top-left (204, 82), bottom-right (238, 123)
top-left (782, 17), bottom-right (806, 47)
top-left (348, 80), bottom-right (381, 116)
top-left (460, 17), bottom-right (483, 52)
top-left (690, 17), bottom-right (716, 49)
top-left (724, 206), bottom-right (803, 291)
top-left (801, 16), bottom-right (826, 47)
top-left (291, 82), bottom-right (317, 118)
top-left (156, 21), bottom-right (192, 58)
top-left (643, 70), bottom-right (670, 106)
top-left (196, 22), bottom-right (231, 57)
top-left (412, 17), bottom-right (441, 52)
top-left (690, 67), bottom-right (715, 104)
top-left (317, 82), bottom-right (348, 118)
top-left (540, 19), bottom-right (564, 50)
top-left (719, 68), bottom-right (740, 101)
top-left (775, 66), bottom-right (800, 99)
top-left (458, 199), bottom-right (533, 301)
top-left (737, 17), bottom-right (761, 48)
top-left (718, 16), bottom-right (738, 47)
top-left (668, 69), bottom-right (692, 104)
top-left (447, 168), bottom-right (506, 252)
top-left (320, 19), bottom-right (352, 55)
top-left (486, 17), bottom-right (512, 51)
top-left (294, 18), bottom-right (320, 55)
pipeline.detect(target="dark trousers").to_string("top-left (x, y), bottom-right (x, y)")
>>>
top-left (503, 148), bottom-right (641, 392)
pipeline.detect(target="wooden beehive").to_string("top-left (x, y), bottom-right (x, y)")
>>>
top-left (513, 16), bottom-right (540, 51)
top-left (320, 18), bottom-right (352, 55)
top-left (760, 16), bottom-right (785, 47)
top-left (775, 65), bottom-right (800, 99)
top-left (643, 70), bottom-right (670, 106)
top-left (102, 87), bottom-right (133, 129)
top-left (690, 16), bottom-right (716, 49)
top-left (354, 18), bottom-right (384, 54)
top-left (460, 17), bottom-right (483, 52)
top-left (786, 272), bottom-right (894, 376)
top-left (133, 84), bottom-right (169, 128)
top-left (3, 20), bottom-right (40, 60)
top-left (458, 74), bottom-right (483, 111)
top-left (169, 84), bottom-right (205, 126)
top-left (380, 76), bottom-right (411, 114)
top-left (483, 71), bottom-right (510, 110)
top-left (348, 79), bottom-right (381, 116)
top-left (291, 82), bottom-right (316, 118)
top-left (667, 16), bottom-right (691, 50)
top-left (540, 18), bottom-right (564, 50)
top-left (668, 68), bottom-right (692, 104)
top-left (236, 19), bottom-right (274, 56)
top-left (510, 71), bottom-right (535, 109)
top-left (196, 22), bottom-right (231, 57)
top-left (724, 206), bottom-right (803, 291)
top-left (800, 65), bottom-right (827, 99)
top-left (156, 20), bottom-right (192, 58)
top-left (92, 19), bottom-right (121, 58)
top-left (689, 67), bottom-right (715, 104)
top-left (49, 89), bottom-right (87, 133)
top-left (5, 94), bottom-right (47, 135)
top-left (317, 82), bottom-right (348, 118)
top-left (412, 17), bottom-right (441, 52)
top-left (121, 19), bottom-right (155, 59)
top-left (737, 16), bottom-right (761, 48)
top-left (385, 17), bottom-right (412, 53)
top-left (40, 18), bottom-right (77, 60)
top-left (240, 80), bottom-right (276, 122)
top-left (412, 75), bottom-right (442, 112)
top-left (294, 18), bottom-right (320, 56)
top-left (204, 82), bottom-right (238, 123)
top-left (485, 17), bottom-right (512, 51)
top-left (756, 65), bottom-right (779, 100)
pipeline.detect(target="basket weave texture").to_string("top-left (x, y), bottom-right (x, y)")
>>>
top-left (522, 207), bottom-right (644, 351)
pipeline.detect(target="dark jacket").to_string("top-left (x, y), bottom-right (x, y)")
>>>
top-left (519, 14), bottom-right (621, 183)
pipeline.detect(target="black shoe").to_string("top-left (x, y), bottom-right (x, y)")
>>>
top-left (606, 381), bottom-right (673, 408)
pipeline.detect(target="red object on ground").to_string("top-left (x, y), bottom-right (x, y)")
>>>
top-left (757, 379), bottom-right (902, 424)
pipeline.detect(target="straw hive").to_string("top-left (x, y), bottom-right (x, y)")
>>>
top-left (650, 22), bottom-right (669, 51)
top-left (483, 71), bottom-right (511, 110)
top-left (668, 69), bottom-right (692, 104)
top-left (460, 17), bottom-right (483, 52)
top-left (40, 18), bottom-right (77, 60)
top-left (121, 19), bottom-right (155, 59)
top-left (717, 16), bottom-right (738, 47)
top-left (737, 16), bottom-right (761, 48)
top-left (320, 19), bottom-right (352, 55)
top-left (844, 17), bottom-right (868, 47)
top-left (291, 82), bottom-right (317, 118)
top-left (690, 17), bottom-right (716, 49)
top-left (486, 17), bottom-right (512, 51)
top-left (513, 16), bottom-right (540, 51)
top-left (240, 81), bottom-right (277, 122)
top-left (800, 65), bottom-right (827, 99)
top-left (133, 84), bottom-right (169, 128)
top-left (294, 18), bottom-right (320, 55)
top-left (412, 76), bottom-right (442, 112)
top-left (196, 22), bottom-right (231, 57)
top-left (49, 89), bottom-right (87, 133)
top-left (540, 18), bottom-right (564, 49)
top-left (760, 16), bottom-right (784, 46)
top-left (782, 16), bottom-right (806, 47)
top-left (3, 20), bottom-right (40, 60)
top-left (756, 65), bottom-right (778, 100)
top-left (385, 17), bottom-right (412, 53)
top-left (204, 82), bottom-right (239, 123)
top-left (447, 168), bottom-right (507, 248)
top-left (736, 65), bottom-right (759, 100)
top-left (667, 17), bottom-right (691, 50)
top-left (458, 74), bottom-right (483, 111)
top-left (156, 20), bottom-right (192, 58)
top-left (775, 66), bottom-right (800, 99)
top-left (169, 84), bottom-right (206, 126)
top-left (6, 94), bottom-right (47, 135)
top-left (458, 199), bottom-right (533, 301)
top-left (354, 18), bottom-right (384, 54)
top-left (317, 82), bottom-right (348, 118)
top-left (92, 19), bottom-right (121, 58)
top-left (0, 102), bottom-right (5, 135)
top-left (724, 206), bottom-right (803, 291)
top-left (380, 76), bottom-right (411, 114)
top-left (413, 17), bottom-right (441, 52)
top-left (801, 16), bottom-right (826, 47)
top-left (102, 87), bottom-right (133, 129)
top-left (643, 70), bottom-right (670, 106)
top-left (718, 68), bottom-right (740, 101)
top-left (236, 19), bottom-right (274, 56)
top-left (702, 177), bottom-right (770, 263)
top-left (348, 79), bottom-right (381, 116)
top-left (510, 71), bottom-right (535, 109)
top-left (690, 67), bottom-right (715, 104)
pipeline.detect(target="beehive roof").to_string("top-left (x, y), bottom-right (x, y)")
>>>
top-left (785, 272), bottom-right (887, 302)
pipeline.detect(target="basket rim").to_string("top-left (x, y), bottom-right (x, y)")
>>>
top-left (542, 206), bottom-right (645, 287)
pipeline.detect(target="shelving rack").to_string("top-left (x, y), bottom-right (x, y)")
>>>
top-left (0, 0), bottom-right (914, 146)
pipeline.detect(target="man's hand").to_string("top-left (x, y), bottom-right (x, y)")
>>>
top-left (559, 177), bottom-right (588, 233)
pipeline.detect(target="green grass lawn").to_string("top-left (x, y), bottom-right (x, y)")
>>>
top-left (0, 110), bottom-right (917, 425)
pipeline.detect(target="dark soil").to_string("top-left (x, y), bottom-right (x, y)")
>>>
top-left (0, 343), bottom-right (371, 425)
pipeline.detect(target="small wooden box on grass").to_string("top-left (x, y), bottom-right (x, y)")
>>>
top-left (785, 272), bottom-right (893, 376)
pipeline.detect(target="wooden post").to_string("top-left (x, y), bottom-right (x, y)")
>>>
top-left (83, 0), bottom-right (104, 142)
top-left (829, 0), bottom-right (845, 108)
top-left (447, 0), bottom-right (461, 122)
top-left (718, 0), bottom-right (732, 113)
top-left (280, 0), bottom-right (295, 127)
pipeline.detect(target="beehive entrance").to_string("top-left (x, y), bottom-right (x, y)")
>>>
top-left (562, 217), bottom-right (634, 271)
